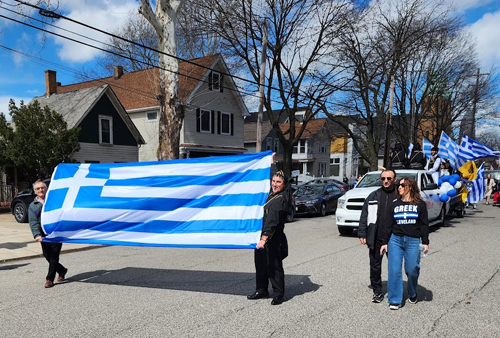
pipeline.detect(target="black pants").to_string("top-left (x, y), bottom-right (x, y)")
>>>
top-left (254, 239), bottom-right (285, 298)
top-left (41, 242), bottom-right (66, 282)
top-left (369, 237), bottom-right (385, 294)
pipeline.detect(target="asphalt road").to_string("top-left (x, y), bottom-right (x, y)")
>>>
top-left (1, 205), bottom-right (499, 338)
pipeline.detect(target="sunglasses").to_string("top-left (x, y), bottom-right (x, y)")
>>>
top-left (398, 183), bottom-right (408, 188)
top-left (380, 177), bottom-right (393, 181)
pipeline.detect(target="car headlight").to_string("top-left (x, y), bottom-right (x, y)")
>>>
top-left (305, 199), bottom-right (318, 205)
top-left (338, 198), bottom-right (346, 209)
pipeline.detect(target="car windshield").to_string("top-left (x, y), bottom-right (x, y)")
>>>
top-left (295, 185), bottom-right (324, 196)
top-left (356, 173), bottom-right (417, 188)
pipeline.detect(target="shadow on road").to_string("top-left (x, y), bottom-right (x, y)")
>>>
top-left (66, 268), bottom-right (321, 298)
top-left (0, 262), bottom-right (30, 270)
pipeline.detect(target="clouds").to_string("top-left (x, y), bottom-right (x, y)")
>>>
top-left (467, 10), bottom-right (500, 70)
top-left (49, 1), bottom-right (138, 63)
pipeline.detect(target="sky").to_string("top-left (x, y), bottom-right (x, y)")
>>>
top-left (0, 0), bottom-right (500, 130)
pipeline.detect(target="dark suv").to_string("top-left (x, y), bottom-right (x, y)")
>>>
top-left (10, 179), bottom-right (50, 223)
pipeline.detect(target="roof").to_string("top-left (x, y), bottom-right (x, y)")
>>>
top-left (56, 55), bottom-right (221, 111)
top-left (32, 85), bottom-right (145, 144)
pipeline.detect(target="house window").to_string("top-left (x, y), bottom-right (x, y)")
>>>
top-left (197, 109), bottom-right (214, 133)
top-left (318, 162), bottom-right (327, 176)
top-left (146, 112), bottom-right (158, 122)
top-left (219, 111), bottom-right (233, 135)
top-left (209, 71), bottom-right (223, 92)
top-left (273, 139), bottom-right (279, 153)
top-left (99, 115), bottom-right (113, 145)
top-left (330, 158), bottom-right (340, 176)
top-left (318, 142), bottom-right (327, 153)
top-left (266, 137), bottom-right (272, 151)
top-left (293, 139), bottom-right (306, 154)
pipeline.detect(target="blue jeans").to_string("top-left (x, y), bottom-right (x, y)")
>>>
top-left (387, 234), bottom-right (421, 305)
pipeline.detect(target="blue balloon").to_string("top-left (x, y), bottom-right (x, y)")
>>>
top-left (438, 178), bottom-right (443, 186)
top-left (451, 174), bottom-right (460, 181)
top-left (447, 189), bottom-right (457, 197)
top-left (440, 194), bottom-right (450, 202)
top-left (449, 177), bottom-right (457, 186)
top-left (441, 175), bottom-right (450, 182)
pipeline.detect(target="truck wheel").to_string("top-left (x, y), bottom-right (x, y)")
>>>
top-left (455, 206), bottom-right (465, 218)
top-left (338, 227), bottom-right (352, 236)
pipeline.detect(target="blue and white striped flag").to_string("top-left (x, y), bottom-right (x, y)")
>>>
top-left (467, 163), bottom-right (485, 204)
top-left (41, 151), bottom-right (273, 249)
top-left (408, 141), bottom-right (414, 157)
top-left (457, 134), bottom-right (500, 168)
top-left (438, 131), bottom-right (459, 169)
top-left (422, 139), bottom-right (433, 160)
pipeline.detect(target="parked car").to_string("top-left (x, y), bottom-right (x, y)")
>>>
top-left (10, 179), bottom-right (50, 223)
top-left (335, 170), bottom-right (446, 235)
top-left (294, 183), bottom-right (345, 217)
top-left (303, 178), bottom-right (349, 191)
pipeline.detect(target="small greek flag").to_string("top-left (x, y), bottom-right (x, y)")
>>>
top-left (467, 163), bottom-right (485, 204)
top-left (41, 152), bottom-right (273, 249)
top-left (408, 141), bottom-right (414, 157)
top-left (422, 139), bottom-right (433, 160)
top-left (438, 131), bottom-right (459, 169)
top-left (457, 134), bottom-right (500, 168)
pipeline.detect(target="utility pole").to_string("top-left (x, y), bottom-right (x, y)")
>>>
top-left (383, 74), bottom-right (395, 168)
top-left (255, 20), bottom-right (268, 152)
top-left (470, 68), bottom-right (489, 139)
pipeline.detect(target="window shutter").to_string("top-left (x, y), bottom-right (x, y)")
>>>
top-left (208, 71), bottom-right (213, 90)
top-left (211, 110), bottom-right (215, 134)
top-left (220, 74), bottom-right (224, 92)
top-left (231, 113), bottom-right (234, 135)
top-left (196, 108), bottom-right (200, 132)
top-left (217, 111), bottom-right (221, 134)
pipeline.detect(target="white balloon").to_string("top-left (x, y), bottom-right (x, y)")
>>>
top-left (454, 181), bottom-right (462, 189)
top-left (440, 182), bottom-right (452, 194)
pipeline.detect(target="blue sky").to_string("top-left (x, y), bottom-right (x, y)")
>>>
top-left (1, 0), bottom-right (500, 127)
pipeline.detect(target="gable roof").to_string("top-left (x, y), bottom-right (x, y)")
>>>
top-left (33, 85), bottom-right (145, 144)
top-left (55, 54), bottom-right (232, 111)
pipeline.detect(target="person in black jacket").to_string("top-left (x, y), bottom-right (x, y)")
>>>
top-left (407, 143), bottom-right (426, 170)
top-left (390, 143), bottom-right (407, 169)
top-left (247, 170), bottom-right (290, 305)
top-left (380, 177), bottom-right (429, 310)
top-left (358, 169), bottom-right (398, 303)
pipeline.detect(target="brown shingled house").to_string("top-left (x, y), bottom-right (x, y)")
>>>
top-left (48, 54), bottom-right (248, 161)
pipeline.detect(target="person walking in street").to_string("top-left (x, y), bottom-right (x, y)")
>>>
top-left (380, 177), bottom-right (429, 310)
top-left (247, 170), bottom-right (290, 305)
top-left (358, 169), bottom-right (398, 303)
top-left (484, 173), bottom-right (496, 205)
top-left (28, 180), bottom-right (68, 288)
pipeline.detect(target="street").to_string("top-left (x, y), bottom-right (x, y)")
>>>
top-left (1, 205), bottom-right (499, 337)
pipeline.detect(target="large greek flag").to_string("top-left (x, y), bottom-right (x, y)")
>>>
top-left (41, 151), bottom-right (273, 249)
top-left (467, 163), bottom-right (485, 204)
top-left (438, 131), bottom-right (459, 168)
top-left (457, 134), bottom-right (500, 168)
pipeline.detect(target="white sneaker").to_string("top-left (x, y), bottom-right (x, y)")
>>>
top-left (389, 304), bottom-right (400, 310)
top-left (473, 204), bottom-right (477, 209)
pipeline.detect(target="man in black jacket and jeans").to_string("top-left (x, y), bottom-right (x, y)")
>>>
top-left (358, 169), bottom-right (397, 303)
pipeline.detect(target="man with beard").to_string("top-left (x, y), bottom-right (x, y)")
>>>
top-left (358, 169), bottom-right (398, 303)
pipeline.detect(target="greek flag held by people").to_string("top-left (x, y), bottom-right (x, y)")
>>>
top-left (438, 131), bottom-right (459, 169)
top-left (41, 151), bottom-right (273, 249)
top-left (457, 134), bottom-right (500, 168)
top-left (422, 139), bottom-right (433, 160)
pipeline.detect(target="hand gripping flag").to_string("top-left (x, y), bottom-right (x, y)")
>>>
top-left (41, 151), bottom-right (273, 249)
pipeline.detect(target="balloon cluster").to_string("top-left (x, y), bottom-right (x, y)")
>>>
top-left (437, 174), bottom-right (462, 203)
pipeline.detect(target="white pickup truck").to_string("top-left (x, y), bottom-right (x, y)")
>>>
top-left (335, 169), bottom-right (446, 236)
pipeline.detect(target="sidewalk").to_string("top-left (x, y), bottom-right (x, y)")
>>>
top-left (0, 210), bottom-right (97, 263)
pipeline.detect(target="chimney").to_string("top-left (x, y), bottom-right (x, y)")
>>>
top-left (45, 70), bottom-right (57, 95)
top-left (114, 66), bottom-right (123, 80)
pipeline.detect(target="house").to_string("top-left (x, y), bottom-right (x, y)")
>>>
top-left (33, 83), bottom-right (145, 163)
top-left (50, 54), bottom-right (248, 161)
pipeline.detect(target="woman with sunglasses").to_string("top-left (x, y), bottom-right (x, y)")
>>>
top-left (380, 177), bottom-right (429, 310)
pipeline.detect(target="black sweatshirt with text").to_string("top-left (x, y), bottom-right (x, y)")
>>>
top-left (383, 199), bottom-right (429, 245)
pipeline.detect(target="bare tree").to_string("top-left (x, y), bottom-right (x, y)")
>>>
top-left (327, 0), bottom-right (489, 170)
top-left (139, 0), bottom-right (186, 160)
top-left (196, 0), bottom-right (353, 176)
